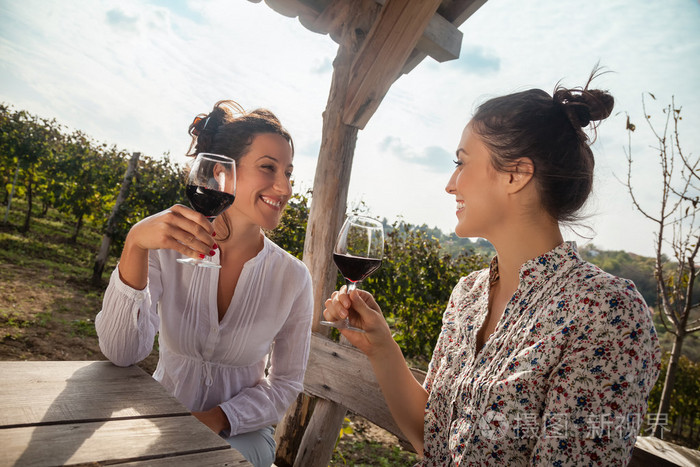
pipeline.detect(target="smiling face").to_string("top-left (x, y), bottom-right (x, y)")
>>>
top-left (229, 132), bottom-right (294, 230)
top-left (445, 123), bottom-right (509, 239)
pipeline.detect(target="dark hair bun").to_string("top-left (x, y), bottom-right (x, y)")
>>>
top-left (553, 88), bottom-right (614, 128)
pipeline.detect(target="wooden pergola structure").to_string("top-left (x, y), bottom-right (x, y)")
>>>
top-left (245, 0), bottom-right (488, 465)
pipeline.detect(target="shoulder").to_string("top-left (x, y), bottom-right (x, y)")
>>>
top-left (560, 260), bottom-right (656, 343)
top-left (263, 237), bottom-right (312, 284)
top-left (454, 268), bottom-right (489, 295)
top-left (443, 268), bottom-right (489, 317)
top-left (566, 260), bottom-right (646, 311)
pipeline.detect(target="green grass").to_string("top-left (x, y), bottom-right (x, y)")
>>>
top-left (70, 318), bottom-right (97, 337)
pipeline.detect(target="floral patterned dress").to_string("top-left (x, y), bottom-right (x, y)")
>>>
top-left (421, 242), bottom-right (661, 466)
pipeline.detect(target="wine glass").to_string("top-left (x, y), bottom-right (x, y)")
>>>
top-left (321, 215), bottom-right (384, 332)
top-left (176, 152), bottom-right (236, 268)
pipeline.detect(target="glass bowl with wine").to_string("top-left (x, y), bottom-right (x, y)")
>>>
top-left (321, 215), bottom-right (384, 332)
top-left (176, 152), bottom-right (236, 268)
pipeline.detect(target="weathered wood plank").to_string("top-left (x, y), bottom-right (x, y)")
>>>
top-left (375, 0), bottom-right (461, 62)
top-left (119, 449), bottom-right (251, 466)
top-left (439, 0), bottom-right (488, 25)
top-left (303, 333), bottom-right (425, 442)
top-left (0, 416), bottom-right (234, 467)
top-left (0, 361), bottom-right (187, 427)
top-left (254, 0), bottom-right (465, 70)
top-left (631, 436), bottom-right (700, 467)
top-left (343, 0), bottom-right (443, 128)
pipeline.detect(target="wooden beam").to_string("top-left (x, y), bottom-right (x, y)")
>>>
top-left (274, 9), bottom-right (376, 462)
top-left (343, 0), bottom-right (443, 129)
top-left (374, 0), bottom-right (461, 63)
top-left (254, 0), bottom-right (465, 70)
top-left (438, 0), bottom-right (489, 25)
top-left (402, 0), bottom-right (488, 73)
top-left (303, 333), bottom-right (426, 442)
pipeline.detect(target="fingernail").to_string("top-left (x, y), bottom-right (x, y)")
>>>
top-left (209, 250), bottom-right (215, 256)
top-left (339, 309), bottom-right (348, 319)
top-left (213, 243), bottom-right (218, 249)
top-left (199, 254), bottom-right (205, 259)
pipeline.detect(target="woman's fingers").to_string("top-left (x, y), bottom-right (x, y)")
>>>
top-left (130, 205), bottom-right (216, 258)
top-left (323, 288), bottom-right (381, 327)
top-left (323, 295), bottom-right (347, 321)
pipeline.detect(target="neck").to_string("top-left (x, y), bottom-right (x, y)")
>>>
top-left (488, 216), bottom-right (563, 292)
top-left (213, 214), bottom-right (264, 253)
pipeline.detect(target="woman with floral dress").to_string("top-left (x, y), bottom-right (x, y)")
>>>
top-left (323, 70), bottom-right (661, 466)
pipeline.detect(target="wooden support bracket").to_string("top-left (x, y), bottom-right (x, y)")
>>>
top-left (342, 0), bottom-right (443, 129)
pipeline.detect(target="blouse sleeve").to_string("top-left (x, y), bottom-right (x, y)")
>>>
top-left (219, 267), bottom-right (314, 435)
top-left (531, 279), bottom-right (661, 465)
top-left (94, 253), bottom-right (163, 367)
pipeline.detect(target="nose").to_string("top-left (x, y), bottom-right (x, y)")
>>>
top-left (275, 172), bottom-right (292, 197)
top-left (445, 170), bottom-right (457, 195)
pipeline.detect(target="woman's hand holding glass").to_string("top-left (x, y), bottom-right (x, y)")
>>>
top-left (126, 204), bottom-right (216, 260)
top-left (323, 287), bottom-right (394, 356)
top-left (177, 152), bottom-right (236, 268)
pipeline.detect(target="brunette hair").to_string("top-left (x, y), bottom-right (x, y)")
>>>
top-left (186, 100), bottom-right (294, 238)
top-left (471, 68), bottom-right (614, 223)
top-left (187, 100), bottom-right (293, 161)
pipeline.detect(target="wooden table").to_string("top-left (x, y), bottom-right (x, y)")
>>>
top-left (0, 360), bottom-right (252, 466)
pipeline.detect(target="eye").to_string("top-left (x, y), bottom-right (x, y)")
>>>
top-left (261, 164), bottom-right (275, 172)
top-left (453, 159), bottom-right (463, 167)
top-left (285, 171), bottom-right (293, 179)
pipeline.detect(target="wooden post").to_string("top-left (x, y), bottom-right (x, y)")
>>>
top-left (274, 3), bottom-right (381, 464)
top-left (293, 399), bottom-right (348, 467)
top-left (91, 152), bottom-right (140, 285)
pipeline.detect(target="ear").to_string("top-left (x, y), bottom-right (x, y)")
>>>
top-left (505, 157), bottom-right (534, 194)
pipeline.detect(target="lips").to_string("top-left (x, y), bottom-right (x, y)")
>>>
top-left (261, 195), bottom-right (284, 209)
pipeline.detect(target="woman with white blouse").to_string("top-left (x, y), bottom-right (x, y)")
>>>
top-left (96, 100), bottom-right (313, 467)
top-left (323, 70), bottom-right (661, 466)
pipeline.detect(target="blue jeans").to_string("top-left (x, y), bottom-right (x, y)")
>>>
top-left (224, 426), bottom-right (276, 467)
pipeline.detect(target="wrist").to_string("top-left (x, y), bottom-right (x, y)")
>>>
top-left (214, 406), bottom-right (230, 433)
top-left (367, 336), bottom-right (402, 364)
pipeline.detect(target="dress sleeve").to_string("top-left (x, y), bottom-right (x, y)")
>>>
top-left (531, 279), bottom-right (661, 465)
top-left (219, 268), bottom-right (314, 435)
top-left (94, 253), bottom-right (163, 367)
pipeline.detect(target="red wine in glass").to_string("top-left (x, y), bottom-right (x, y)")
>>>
top-left (333, 253), bottom-right (381, 284)
top-left (186, 185), bottom-right (235, 221)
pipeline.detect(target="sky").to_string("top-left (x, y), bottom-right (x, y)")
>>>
top-left (1, 0), bottom-right (699, 257)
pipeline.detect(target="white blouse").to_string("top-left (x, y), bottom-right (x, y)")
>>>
top-left (95, 235), bottom-right (314, 436)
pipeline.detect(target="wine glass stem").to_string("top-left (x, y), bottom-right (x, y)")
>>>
top-left (346, 280), bottom-right (358, 293)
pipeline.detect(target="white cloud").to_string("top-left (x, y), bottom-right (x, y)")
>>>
top-left (1, 0), bottom-right (698, 257)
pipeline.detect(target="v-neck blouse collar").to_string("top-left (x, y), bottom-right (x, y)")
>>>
top-left (488, 241), bottom-right (581, 290)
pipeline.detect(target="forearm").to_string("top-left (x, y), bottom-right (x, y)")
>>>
top-left (192, 406), bottom-right (230, 434)
top-left (118, 235), bottom-right (149, 290)
top-left (95, 268), bottom-right (158, 366)
top-left (368, 340), bottom-right (427, 455)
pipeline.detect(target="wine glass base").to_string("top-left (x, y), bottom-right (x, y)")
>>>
top-left (319, 320), bottom-right (366, 333)
top-left (176, 257), bottom-right (221, 269)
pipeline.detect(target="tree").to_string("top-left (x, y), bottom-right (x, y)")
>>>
top-left (55, 132), bottom-right (126, 242)
top-left (624, 94), bottom-right (700, 439)
top-left (0, 107), bottom-right (62, 230)
top-left (92, 152), bottom-right (140, 285)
